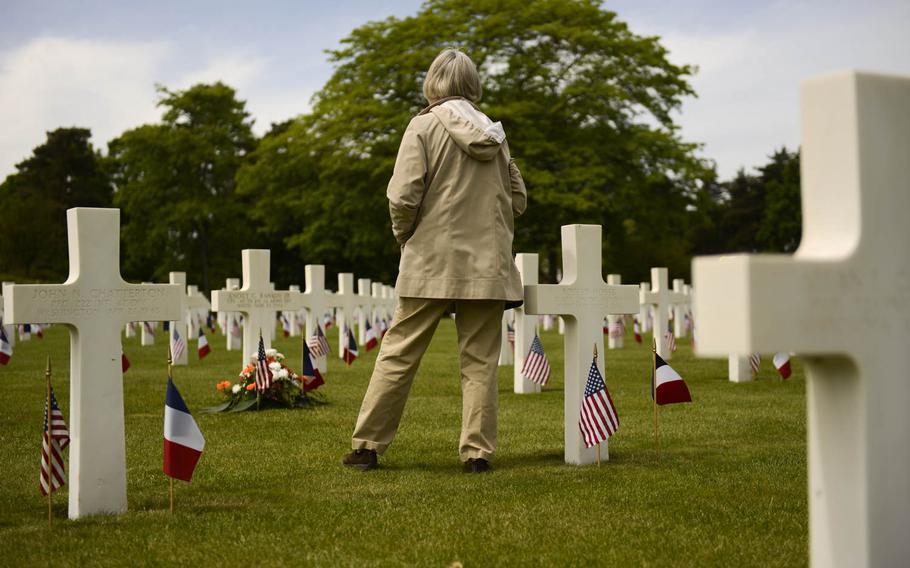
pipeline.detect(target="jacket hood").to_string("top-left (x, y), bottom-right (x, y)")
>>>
top-left (425, 98), bottom-right (506, 161)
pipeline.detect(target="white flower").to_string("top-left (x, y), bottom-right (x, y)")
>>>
top-left (268, 362), bottom-right (282, 372)
top-left (249, 353), bottom-right (258, 363)
top-left (277, 369), bottom-right (289, 379)
top-left (266, 348), bottom-right (278, 358)
top-left (231, 384), bottom-right (241, 394)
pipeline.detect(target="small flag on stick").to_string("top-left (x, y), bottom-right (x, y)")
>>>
top-left (364, 320), bottom-right (378, 351)
top-left (773, 352), bottom-right (792, 380)
top-left (197, 328), bottom-right (211, 360)
top-left (301, 340), bottom-right (325, 392)
top-left (40, 361), bottom-right (70, 497)
top-left (578, 346), bottom-right (620, 449)
top-left (749, 353), bottom-right (761, 376)
top-left (171, 327), bottom-right (186, 362)
top-left (0, 325), bottom-right (12, 365)
top-left (343, 326), bottom-right (358, 365)
top-left (633, 318), bottom-right (642, 344)
top-left (652, 352), bottom-right (691, 406)
top-left (255, 333), bottom-right (272, 392)
top-left (521, 333), bottom-right (551, 386)
top-left (307, 324), bottom-right (330, 358)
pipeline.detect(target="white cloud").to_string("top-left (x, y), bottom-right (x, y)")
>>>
top-left (0, 37), bottom-right (170, 178)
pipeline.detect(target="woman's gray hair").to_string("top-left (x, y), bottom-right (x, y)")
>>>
top-left (422, 48), bottom-right (482, 103)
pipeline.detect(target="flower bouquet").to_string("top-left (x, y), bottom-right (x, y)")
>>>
top-left (205, 348), bottom-right (324, 413)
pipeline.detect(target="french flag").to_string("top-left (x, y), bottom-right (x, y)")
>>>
top-left (197, 328), bottom-right (211, 360)
top-left (343, 326), bottom-right (358, 365)
top-left (773, 352), bottom-right (792, 380)
top-left (653, 353), bottom-right (692, 406)
top-left (163, 378), bottom-right (205, 482)
top-left (364, 320), bottom-right (378, 351)
top-left (302, 341), bottom-right (325, 392)
top-left (0, 325), bottom-right (12, 365)
top-left (633, 319), bottom-right (642, 344)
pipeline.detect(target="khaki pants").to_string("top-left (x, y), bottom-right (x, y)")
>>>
top-left (351, 297), bottom-right (504, 461)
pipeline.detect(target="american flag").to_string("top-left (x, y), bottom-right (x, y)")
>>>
top-left (281, 315), bottom-right (291, 337)
top-left (506, 324), bottom-right (515, 348)
top-left (609, 320), bottom-right (623, 339)
top-left (578, 355), bottom-right (619, 448)
top-left (307, 324), bottom-right (331, 358)
top-left (521, 334), bottom-right (551, 386)
top-left (230, 316), bottom-right (241, 338)
top-left (255, 334), bottom-right (272, 392)
top-left (40, 386), bottom-right (70, 495)
top-left (171, 327), bottom-right (186, 361)
top-left (749, 353), bottom-right (761, 376)
top-left (664, 329), bottom-right (676, 352)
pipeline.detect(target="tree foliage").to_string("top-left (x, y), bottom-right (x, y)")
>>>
top-left (694, 147), bottom-right (801, 255)
top-left (0, 128), bottom-right (111, 280)
top-left (106, 83), bottom-right (256, 289)
top-left (237, 0), bottom-right (714, 283)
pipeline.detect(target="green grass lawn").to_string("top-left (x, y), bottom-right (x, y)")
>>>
top-left (0, 320), bottom-right (807, 566)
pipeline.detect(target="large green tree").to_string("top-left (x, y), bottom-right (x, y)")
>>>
top-left (106, 83), bottom-right (256, 290)
top-left (237, 0), bottom-right (713, 284)
top-left (694, 147), bottom-right (801, 255)
top-left (0, 128), bottom-right (111, 280)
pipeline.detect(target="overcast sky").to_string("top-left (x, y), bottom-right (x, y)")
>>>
top-left (1, 0), bottom-right (908, 181)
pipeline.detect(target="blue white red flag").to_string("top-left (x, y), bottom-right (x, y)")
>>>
top-left (301, 340), bottom-right (325, 392)
top-left (653, 353), bottom-right (691, 406)
top-left (0, 325), bottom-right (11, 365)
top-left (364, 320), bottom-right (378, 351)
top-left (773, 352), bottom-right (792, 380)
top-left (197, 328), bottom-right (211, 360)
top-left (163, 377), bottom-right (205, 482)
top-left (343, 326), bottom-right (358, 365)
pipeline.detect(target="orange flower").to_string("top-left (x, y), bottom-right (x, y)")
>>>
top-left (216, 380), bottom-right (231, 391)
top-left (245, 383), bottom-right (256, 391)
top-left (242, 365), bottom-right (254, 374)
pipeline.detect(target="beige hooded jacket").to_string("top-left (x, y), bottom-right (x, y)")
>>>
top-left (387, 97), bottom-right (527, 302)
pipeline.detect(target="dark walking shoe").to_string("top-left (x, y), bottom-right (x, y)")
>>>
top-left (342, 449), bottom-right (378, 470)
top-left (462, 458), bottom-right (491, 473)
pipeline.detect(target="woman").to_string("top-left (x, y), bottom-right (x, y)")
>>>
top-left (343, 48), bottom-right (527, 473)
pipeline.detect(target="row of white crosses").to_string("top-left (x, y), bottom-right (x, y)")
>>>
top-left (211, 250), bottom-right (399, 370)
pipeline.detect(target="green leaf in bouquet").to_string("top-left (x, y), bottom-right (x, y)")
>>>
top-left (228, 397), bottom-right (259, 413)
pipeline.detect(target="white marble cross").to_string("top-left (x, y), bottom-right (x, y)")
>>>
top-left (524, 224), bottom-right (639, 464)
top-left (2, 208), bottom-right (181, 519)
top-left (640, 268), bottom-right (673, 360)
top-left (671, 279), bottom-right (688, 339)
top-left (285, 285), bottom-right (301, 338)
top-left (330, 273), bottom-right (361, 357)
top-left (356, 278), bottom-right (373, 344)
top-left (139, 284), bottom-right (157, 347)
top-left (212, 250), bottom-right (300, 364)
top-left (382, 285), bottom-right (396, 318)
top-left (606, 274), bottom-right (624, 349)
top-left (693, 71), bottom-right (910, 567)
top-left (513, 253), bottom-right (540, 394)
top-left (1, 282), bottom-right (15, 348)
top-left (370, 282), bottom-right (384, 325)
top-left (498, 311), bottom-right (514, 366)
top-left (186, 285), bottom-right (210, 340)
top-left (638, 282), bottom-right (652, 333)
top-left (222, 278), bottom-right (242, 351)
top-left (168, 272), bottom-right (190, 365)
top-left (301, 265), bottom-right (332, 373)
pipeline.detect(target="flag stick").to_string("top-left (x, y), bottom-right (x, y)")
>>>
top-left (652, 338), bottom-right (660, 462)
top-left (257, 329), bottom-right (262, 411)
top-left (593, 342), bottom-right (601, 467)
top-left (45, 356), bottom-right (53, 527)
top-left (167, 343), bottom-right (175, 514)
